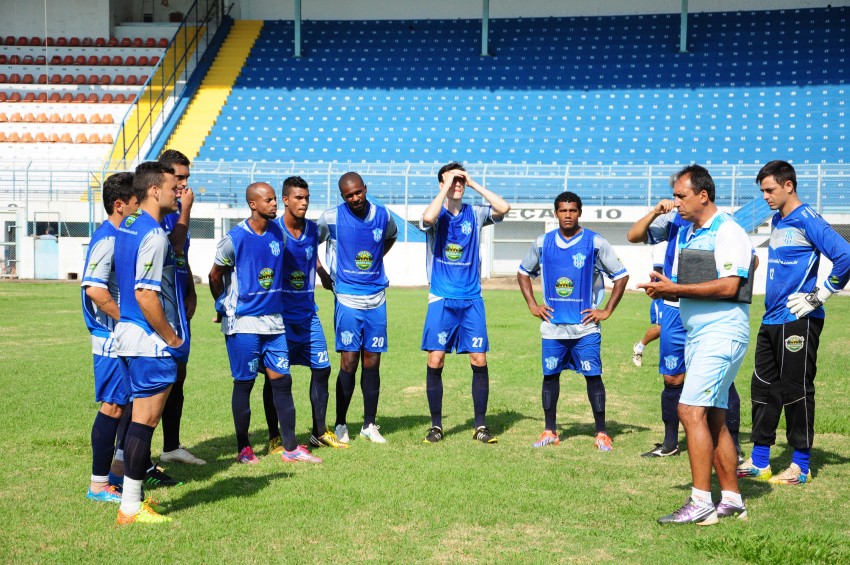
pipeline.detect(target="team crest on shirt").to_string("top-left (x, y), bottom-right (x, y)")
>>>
top-left (355, 251), bottom-right (374, 270)
top-left (784, 230), bottom-right (794, 245)
top-left (372, 228), bottom-right (383, 242)
top-left (572, 252), bottom-right (586, 269)
top-left (445, 243), bottom-right (463, 261)
top-left (461, 220), bottom-right (473, 235)
top-left (555, 277), bottom-right (574, 297)
top-left (306, 245), bottom-right (313, 261)
top-left (785, 335), bottom-right (805, 353)
top-left (438, 332), bottom-right (448, 346)
top-left (289, 270), bottom-right (306, 290)
top-left (258, 268), bottom-right (274, 289)
top-left (341, 331), bottom-right (354, 346)
top-left (545, 356), bottom-right (559, 371)
top-left (248, 358), bottom-right (259, 374)
top-left (664, 355), bottom-right (679, 370)
top-left (269, 241), bottom-right (281, 257)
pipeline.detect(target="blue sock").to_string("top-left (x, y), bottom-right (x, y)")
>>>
top-left (361, 368), bottom-right (381, 428)
top-left (752, 443), bottom-right (771, 469)
top-left (471, 364), bottom-right (489, 428)
top-left (426, 366), bottom-right (443, 428)
top-left (542, 374), bottom-right (560, 431)
top-left (269, 374), bottom-right (297, 452)
top-left (91, 412), bottom-right (121, 477)
top-left (232, 379), bottom-right (254, 452)
top-left (584, 375), bottom-right (606, 434)
top-left (661, 384), bottom-right (682, 449)
top-left (792, 448), bottom-right (811, 474)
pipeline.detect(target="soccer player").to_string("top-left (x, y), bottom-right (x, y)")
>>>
top-left (209, 183), bottom-right (322, 464)
top-left (632, 296), bottom-right (661, 367)
top-left (275, 176), bottom-right (347, 449)
top-left (419, 162), bottom-right (510, 444)
top-left (81, 172), bottom-right (137, 503)
top-left (638, 164), bottom-right (752, 525)
top-left (517, 191), bottom-right (629, 451)
top-left (114, 161), bottom-right (188, 525)
top-left (317, 172), bottom-right (398, 443)
top-left (738, 160), bottom-right (850, 485)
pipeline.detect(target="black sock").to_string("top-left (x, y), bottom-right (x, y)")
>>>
top-left (335, 369), bottom-right (356, 427)
top-left (309, 367), bottom-right (331, 437)
top-left (161, 372), bottom-right (184, 452)
top-left (584, 375), bottom-right (606, 434)
top-left (471, 364), bottom-right (489, 428)
top-left (726, 382), bottom-right (741, 450)
top-left (661, 383), bottom-right (683, 449)
top-left (542, 374), bottom-right (560, 432)
top-left (232, 379), bottom-right (255, 452)
top-left (124, 422), bottom-right (155, 481)
top-left (361, 367), bottom-right (380, 428)
top-left (91, 412), bottom-right (121, 477)
top-left (262, 375), bottom-right (281, 441)
top-left (426, 366), bottom-right (444, 428)
top-left (269, 374), bottom-right (297, 452)
top-left (115, 402), bottom-right (132, 453)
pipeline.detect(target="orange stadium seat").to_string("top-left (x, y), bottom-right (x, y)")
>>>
top-left (114, 93), bottom-right (126, 103)
top-left (22, 74), bottom-right (34, 84)
top-left (49, 113), bottom-right (60, 123)
top-left (22, 92), bottom-right (35, 102)
top-left (74, 74), bottom-right (86, 84)
top-left (102, 133), bottom-right (114, 144)
top-left (75, 133), bottom-right (87, 143)
top-left (87, 75), bottom-right (99, 85)
top-left (101, 93), bottom-right (113, 103)
top-left (74, 113), bottom-right (87, 123)
top-left (101, 114), bottom-right (114, 124)
top-left (99, 75), bottom-right (111, 85)
top-left (36, 113), bottom-right (47, 123)
top-left (48, 133), bottom-right (60, 143)
top-left (36, 92), bottom-right (47, 102)
top-left (137, 56), bottom-right (149, 66)
top-left (50, 74), bottom-right (61, 84)
top-left (8, 132), bottom-right (21, 142)
top-left (0, 93), bottom-right (6, 102)
top-left (89, 113), bottom-right (101, 124)
top-left (126, 94), bottom-right (136, 103)
top-left (69, 37), bottom-right (81, 46)
top-left (36, 74), bottom-right (47, 84)
top-left (126, 75), bottom-right (137, 85)
top-left (88, 133), bottom-right (101, 143)
top-left (48, 93), bottom-right (60, 102)
top-left (110, 55), bottom-right (122, 65)
top-left (0, 132), bottom-right (6, 142)
top-left (34, 132), bottom-right (47, 142)
top-left (138, 74), bottom-right (149, 83)
top-left (8, 92), bottom-right (21, 102)
top-left (10, 112), bottom-right (22, 122)
top-left (87, 93), bottom-right (98, 103)
top-left (23, 112), bottom-right (35, 122)
top-left (21, 132), bottom-right (35, 143)
top-left (112, 74), bottom-right (125, 85)
top-left (74, 93), bottom-right (86, 103)
top-left (60, 93), bottom-right (73, 103)
top-left (60, 133), bottom-right (72, 143)
top-left (0, 113), bottom-right (7, 122)
top-left (62, 113), bottom-right (73, 123)
top-left (157, 38), bottom-right (168, 48)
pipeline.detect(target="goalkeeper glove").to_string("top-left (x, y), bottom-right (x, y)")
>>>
top-left (786, 286), bottom-right (833, 319)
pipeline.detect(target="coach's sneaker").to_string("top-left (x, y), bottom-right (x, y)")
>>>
top-left (769, 463), bottom-right (812, 485)
top-left (268, 436), bottom-right (284, 455)
top-left (632, 342), bottom-right (643, 367)
top-left (423, 426), bottom-right (444, 444)
top-left (86, 484), bottom-right (122, 503)
top-left (310, 430), bottom-right (350, 449)
top-left (532, 429), bottom-right (560, 448)
top-left (360, 424), bottom-right (387, 443)
top-left (473, 426), bottom-right (498, 444)
top-left (145, 465), bottom-right (183, 487)
top-left (736, 457), bottom-right (772, 481)
top-left (658, 498), bottom-right (719, 526)
top-left (335, 424), bottom-right (350, 444)
top-left (236, 446), bottom-right (260, 464)
top-left (116, 501), bottom-right (172, 526)
top-left (282, 445), bottom-right (323, 464)
top-left (641, 443), bottom-right (681, 458)
top-left (715, 499), bottom-right (748, 520)
top-left (594, 432), bottom-right (613, 452)
top-left (160, 446), bottom-right (206, 465)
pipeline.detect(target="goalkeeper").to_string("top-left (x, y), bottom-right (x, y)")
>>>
top-left (738, 160), bottom-right (850, 485)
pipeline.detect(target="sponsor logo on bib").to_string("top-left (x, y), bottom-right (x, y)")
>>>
top-left (355, 251), bottom-right (374, 270)
top-left (785, 335), bottom-right (805, 353)
top-left (555, 277), bottom-right (574, 297)
top-left (258, 268), bottom-right (274, 289)
top-left (289, 270), bottom-right (306, 290)
top-left (445, 243), bottom-right (463, 261)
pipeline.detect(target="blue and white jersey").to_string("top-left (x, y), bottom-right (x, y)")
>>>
top-left (81, 220), bottom-right (119, 355)
top-left (317, 201), bottom-right (398, 309)
top-left (114, 210), bottom-right (188, 357)
top-left (214, 219), bottom-right (286, 335)
top-left (519, 227), bottom-right (628, 339)
top-left (763, 204), bottom-right (850, 325)
top-left (421, 204), bottom-right (498, 300)
top-left (673, 211), bottom-right (752, 342)
top-left (161, 201), bottom-right (190, 293)
top-left (647, 210), bottom-right (691, 307)
top-left (277, 217), bottom-right (320, 323)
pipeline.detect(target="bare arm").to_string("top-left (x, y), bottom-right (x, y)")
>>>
top-left (517, 272), bottom-right (554, 322)
top-left (422, 183), bottom-right (451, 227)
top-left (85, 286), bottom-right (120, 321)
top-left (209, 263), bottom-right (230, 301)
top-left (184, 264), bottom-right (197, 321)
top-left (168, 188), bottom-right (194, 254)
top-left (637, 271), bottom-right (741, 300)
top-left (582, 275), bottom-right (629, 324)
top-left (136, 288), bottom-right (181, 347)
top-left (383, 237), bottom-right (396, 257)
top-left (627, 200), bottom-right (674, 243)
top-left (316, 257), bottom-right (333, 291)
top-left (461, 171), bottom-right (511, 219)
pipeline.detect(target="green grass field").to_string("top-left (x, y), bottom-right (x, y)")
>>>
top-left (2, 282), bottom-right (849, 564)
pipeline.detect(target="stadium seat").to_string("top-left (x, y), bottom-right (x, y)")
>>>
top-left (87, 93), bottom-right (98, 103)
top-left (74, 93), bottom-right (86, 103)
top-left (45, 37), bottom-right (54, 46)
top-left (82, 37), bottom-right (93, 46)
top-left (87, 75), bottom-right (99, 85)
top-left (34, 56), bottom-right (45, 65)
top-left (8, 132), bottom-right (21, 142)
top-left (61, 113), bottom-right (73, 123)
top-left (0, 93), bottom-right (5, 102)
top-left (22, 74), bottom-right (34, 84)
top-left (60, 132), bottom-right (72, 143)
top-left (48, 113), bottom-right (61, 123)
top-left (89, 113), bottom-right (101, 124)
top-left (120, 38), bottom-right (131, 47)
top-left (126, 75), bottom-right (137, 85)
top-left (74, 113), bottom-right (87, 124)
top-left (69, 37), bottom-right (81, 46)
top-left (29, 36), bottom-right (41, 46)
top-left (61, 93), bottom-right (73, 103)
top-left (74, 74), bottom-right (86, 84)
top-left (124, 55), bottom-right (137, 66)
top-left (48, 92), bottom-right (60, 102)
top-left (36, 74), bottom-right (47, 84)
top-left (0, 55), bottom-right (6, 64)
top-left (132, 38), bottom-right (143, 47)
top-left (138, 74), bottom-right (149, 83)
top-left (48, 132), bottom-right (59, 142)
top-left (75, 133), bottom-right (88, 143)
top-left (35, 92), bottom-right (47, 102)
top-left (0, 113), bottom-right (6, 122)
top-left (99, 75), bottom-right (111, 85)
top-left (16, 37), bottom-right (27, 46)
top-left (101, 114), bottom-right (114, 124)
top-left (114, 93), bottom-right (126, 103)
top-left (137, 56), bottom-right (149, 66)
top-left (144, 38), bottom-right (156, 47)
top-left (9, 74), bottom-right (21, 83)
top-left (56, 37), bottom-right (68, 46)
top-left (3, 36), bottom-right (14, 45)
top-left (87, 55), bottom-right (99, 66)
top-left (62, 55), bottom-right (74, 65)
top-left (21, 92), bottom-right (34, 102)
top-left (0, 132), bottom-right (6, 142)
top-left (0, 74), bottom-right (7, 83)
top-left (88, 133), bottom-right (101, 143)
top-left (110, 55), bottom-right (122, 66)
top-left (9, 113), bottom-right (22, 122)
top-left (7, 92), bottom-right (20, 102)
top-left (150, 56), bottom-right (160, 66)
top-left (9, 55), bottom-right (20, 64)
top-left (49, 55), bottom-right (61, 65)
top-left (95, 37), bottom-right (106, 47)
top-left (126, 94), bottom-right (135, 103)
top-left (112, 74), bottom-right (125, 85)
top-left (34, 132), bottom-right (47, 142)
top-left (21, 55), bottom-right (34, 64)
top-left (157, 38), bottom-right (168, 48)
top-left (75, 55), bottom-right (86, 65)
top-left (22, 112), bottom-right (34, 122)
top-left (107, 37), bottom-right (118, 47)
top-left (21, 132), bottom-right (35, 143)
top-left (102, 133), bottom-right (114, 144)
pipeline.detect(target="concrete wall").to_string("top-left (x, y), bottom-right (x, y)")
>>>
top-left (0, 0), bottom-right (110, 39)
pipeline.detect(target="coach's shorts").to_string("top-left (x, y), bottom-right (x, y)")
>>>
top-left (225, 332), bottom-right (290, 380)
top-left (659, 304), bottom-right (687, 376)
top-left (284, 314), bottom-right (331, 369)
top-left (334, 301), bottom-right (387, 353)
top-left (121, 355), bottom-right (177, 398)
top-left (680, 335), bottom-right (748, 408)
top-left (649, 298), bottom-right (662, 325)
top-left (541, 332), bottom-right (602, 376)
top-left (93, 354), bottom-right (130, 405)
top-left (421, 297), bottom-right (489, 353)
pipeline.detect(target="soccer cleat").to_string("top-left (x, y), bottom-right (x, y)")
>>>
top-left (159, 446), bottom-right (206, 465)
top-left (311, 430), bottom-right (350, 449)
top-left (268, 436), bottom-right (284, 455)
top-left (532, 429), bottom-right (560, 448)
top-left (335, 424), bottom-right (350, 444)
top-left (641, 443), bottom-right (680, 458)
top-left (632, 342), bottom-right (643, 367)
top-left (116, 501), bottom-right (172, 525)
top-left (144, 465), bottom-right (183, 487)
top-left (658, 498), bottom-right (719, 526)
top-left (86, 484), bottom-right (122, 503)
top-left (737, 449), bottom-right (746, 467)
top-left (236, 446), bottom-right (260, 464)
top-left (715, 499), bottom-right (748, 520)
top-left (769, 463), bottom-right (812, 485)
top-left (360, 424), bottom-right (387, 443)
top-left (422, 426), bottom-right (444, 444)
top-left (736, 457), bottom-right (772, 481)
top-left (594, 432), bottom-right (613, 452)
top-left (472, 426), bottom-right (498, 444)
top-left (281, 445), bottom-right (323, 464)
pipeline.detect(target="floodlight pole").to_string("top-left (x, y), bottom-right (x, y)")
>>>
top-left (294, 0), bottom-right (302, 57)
top-left (679, 0), bottom-right (689, 53)
top-left (481, 0), bottom-right (490, 56)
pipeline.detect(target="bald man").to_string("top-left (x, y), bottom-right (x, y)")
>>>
top-left (209, 183), bottom-right (321, 464)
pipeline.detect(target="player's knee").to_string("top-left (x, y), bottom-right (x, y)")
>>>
top-left (663, 373), bottom-right (685, 386)
top-left (469, 352), bottom-right (487, 367)
top-left (99, 402), bottom-right (124, 419)
top-left (361, 351), bottom-right (381, 370)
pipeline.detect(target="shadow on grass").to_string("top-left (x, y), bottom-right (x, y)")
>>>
top-left (442, 409), bottom-right (532, 437)
top-left (770, 444), bottom-right (850, 479)
top-left (558, 419), bottom-right (652, 441)
top-left (164, 472), bottom-right (292, 512)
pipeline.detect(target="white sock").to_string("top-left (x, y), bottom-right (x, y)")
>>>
top-left (120, 478), bottom-right (143, 515)
top-left (114, 449), bottom-right (124, 462)
top-left (634, 342), bottom-right (646, 353)
top-left (691, 487), bottom-right (713, 506)
top-left (90, 474), bottom-right (109, 488)
top-left (721, 490), bottom-right (743, 506)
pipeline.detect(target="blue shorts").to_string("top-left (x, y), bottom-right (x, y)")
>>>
top-left (659, 303), bottom-right (687, 376)
top-left (649, 299), bottom-right (662, 325)
top-left (334, 301), bottom-right (388, 353)
top-left (121, 356), bottom-right (177, 398)
top-left (93, 354), bottom-right (130, 405)
top-left (541, 332), bottom-right (602, 376)
top-left (680, 335), bottom-right (748, 408)
top-left (284, 314), bottom-right (331, 369)
top-left (421, 297), bottom-right (489, 353)
top-left (225, 332), bottom-right (290, 380)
